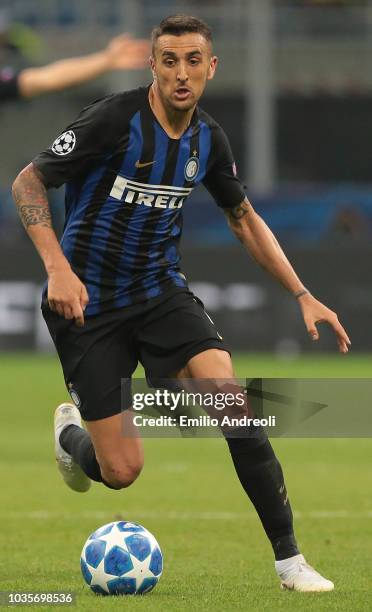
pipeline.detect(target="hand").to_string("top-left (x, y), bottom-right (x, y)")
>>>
top-left (297, 293), bottom-right (351, 354)
top-left (104, 34), bottom-right (150, 71)
top-left (48, 266), bottom-right (89, 327)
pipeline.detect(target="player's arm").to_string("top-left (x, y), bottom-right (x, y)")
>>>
top-left (225, 198), bottom-right (351, 354)
top-left (0, 71), bottom-right (21, 103)
top-left (17, 34), bottom-right (150, 98)
top-left (11, 163), bottom-right (88, 326)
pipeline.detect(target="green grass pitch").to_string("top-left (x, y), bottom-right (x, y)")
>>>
top-left (0, 352), bottom-right (371, 611)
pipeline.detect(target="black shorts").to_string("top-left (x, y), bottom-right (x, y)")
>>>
top-left (42, 289), bottom-right (230, 421)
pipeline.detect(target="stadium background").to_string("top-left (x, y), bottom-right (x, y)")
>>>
top-left (0, 1), bottom-right (371, 611)
top-left (1, 0), bottom-right (372, 353)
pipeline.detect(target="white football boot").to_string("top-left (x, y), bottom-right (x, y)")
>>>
top-left (54, 403), bottom-right (91, 492)
top-left (275, 554), bottom-right (334, 592)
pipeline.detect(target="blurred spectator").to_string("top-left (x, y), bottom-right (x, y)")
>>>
top-left (0, 32), bottom-right (149, 103)
top-left (0, 16), bottom-right (150, 236)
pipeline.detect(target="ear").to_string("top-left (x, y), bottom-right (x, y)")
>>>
top-left (207, 55), bottom-right (218, 81)
top-left (149, 55), bottom-right (157, 80)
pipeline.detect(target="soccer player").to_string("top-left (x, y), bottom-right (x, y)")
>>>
top-left (12, 15), bottom-right (350, 592)
top-left (0, 33), bottom-right (149, 103)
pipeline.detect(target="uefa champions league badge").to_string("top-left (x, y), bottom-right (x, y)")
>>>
top-left (184, 156), bottom-right (200, 182)
top-left (52, 130), bottom-right (76, 156)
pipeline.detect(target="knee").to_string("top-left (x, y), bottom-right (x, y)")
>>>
top-left (100, 457), bottom-right (143, 490)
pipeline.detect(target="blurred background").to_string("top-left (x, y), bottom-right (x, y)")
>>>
top-left (1, 0), bottom-right (371, 356)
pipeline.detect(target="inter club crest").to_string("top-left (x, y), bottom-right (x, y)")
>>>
top-left (184, 156), bottom-right (199, 182)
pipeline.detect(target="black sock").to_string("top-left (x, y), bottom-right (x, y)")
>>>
top-left (226, 429), bottom-right (300, 560)
top-left (59, 424), bottom-right (103, 483)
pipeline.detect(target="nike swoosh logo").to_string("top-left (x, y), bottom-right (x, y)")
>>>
top-left (135, 160), bottom-right (156, 169)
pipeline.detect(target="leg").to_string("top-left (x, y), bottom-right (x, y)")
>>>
top-left (59, 409), bottom-right (144, 490)
top-left (141, 293), bottom-right (333, 590)
top-left (85, 411), bottom-right (143, 489)
top-left (175, 347), bottom-right (234, 378)
top-left (140, 293), bottom-right (298, 558)
top-left (45, 303), bottom-right (141, 490)
top-left (176, 349), bottom-right (299, 561)
top-left (176, 349), bottom-right (334, 590)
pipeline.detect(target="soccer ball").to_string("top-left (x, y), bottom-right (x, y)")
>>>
top-left (80, 521), bottom-right (163, 595)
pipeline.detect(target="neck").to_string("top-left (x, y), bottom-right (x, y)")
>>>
top-left (149, 83), bottom-right (195, 139)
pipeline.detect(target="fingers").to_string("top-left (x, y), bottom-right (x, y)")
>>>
top-left (49, 299), bottom-right (83, 325)
top-left (63, 304), bottom-right (74, 320)
top-left (107, 34), bottom-right (150, 69)
top-left (72, 285), bottom-right (90, 327)
top-left (323, 312), bottom-right (351, 353)
top-left (333, 319), bottom-right (351, 354)
top-left (112, 33), bottom-right (150, 51)
top-left (307, 323), bottom-right (319, 342)
top-left (71, 301), bottom-right (85, 328)
top-left (80, 285), bottom-right (89, 311)
top-left (49, 300), bottom-right (63, 317)
top-left (110, 33), bottom-right (130, 44)
top-left (48, 272), bottom-right (89, 327)
top-left (49, 282), bottom-right (89, 327)
top-left (305, 313), bottom-right (351, 353)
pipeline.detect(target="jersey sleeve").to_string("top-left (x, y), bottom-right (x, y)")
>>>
top-left (32, 94), bottom-right (119, 188)
top-left (0, 69), bottom-right (20, 103)
top-left (202, 125), bottom-right (246, 209)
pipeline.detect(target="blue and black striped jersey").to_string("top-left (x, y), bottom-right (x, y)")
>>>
top-left (33, 86), bottom-right (246, 315)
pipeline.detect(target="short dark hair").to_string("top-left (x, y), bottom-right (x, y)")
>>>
top-left (151, 15), bottom-right (212, 54)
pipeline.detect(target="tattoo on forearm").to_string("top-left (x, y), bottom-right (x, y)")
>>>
top-left (227, 200), bottom-right (251, 221)
top-left (12, 163), bottom-right (52, 230)
top-left (18, 205), bottom-right (52, 228)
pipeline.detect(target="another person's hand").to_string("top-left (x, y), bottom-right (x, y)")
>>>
top-left (104, 34), bottom-right (150, 71)
top-left (297, 293), bottom-right (351, 354)
top-left (48, 266), bottom-right (89, 327)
